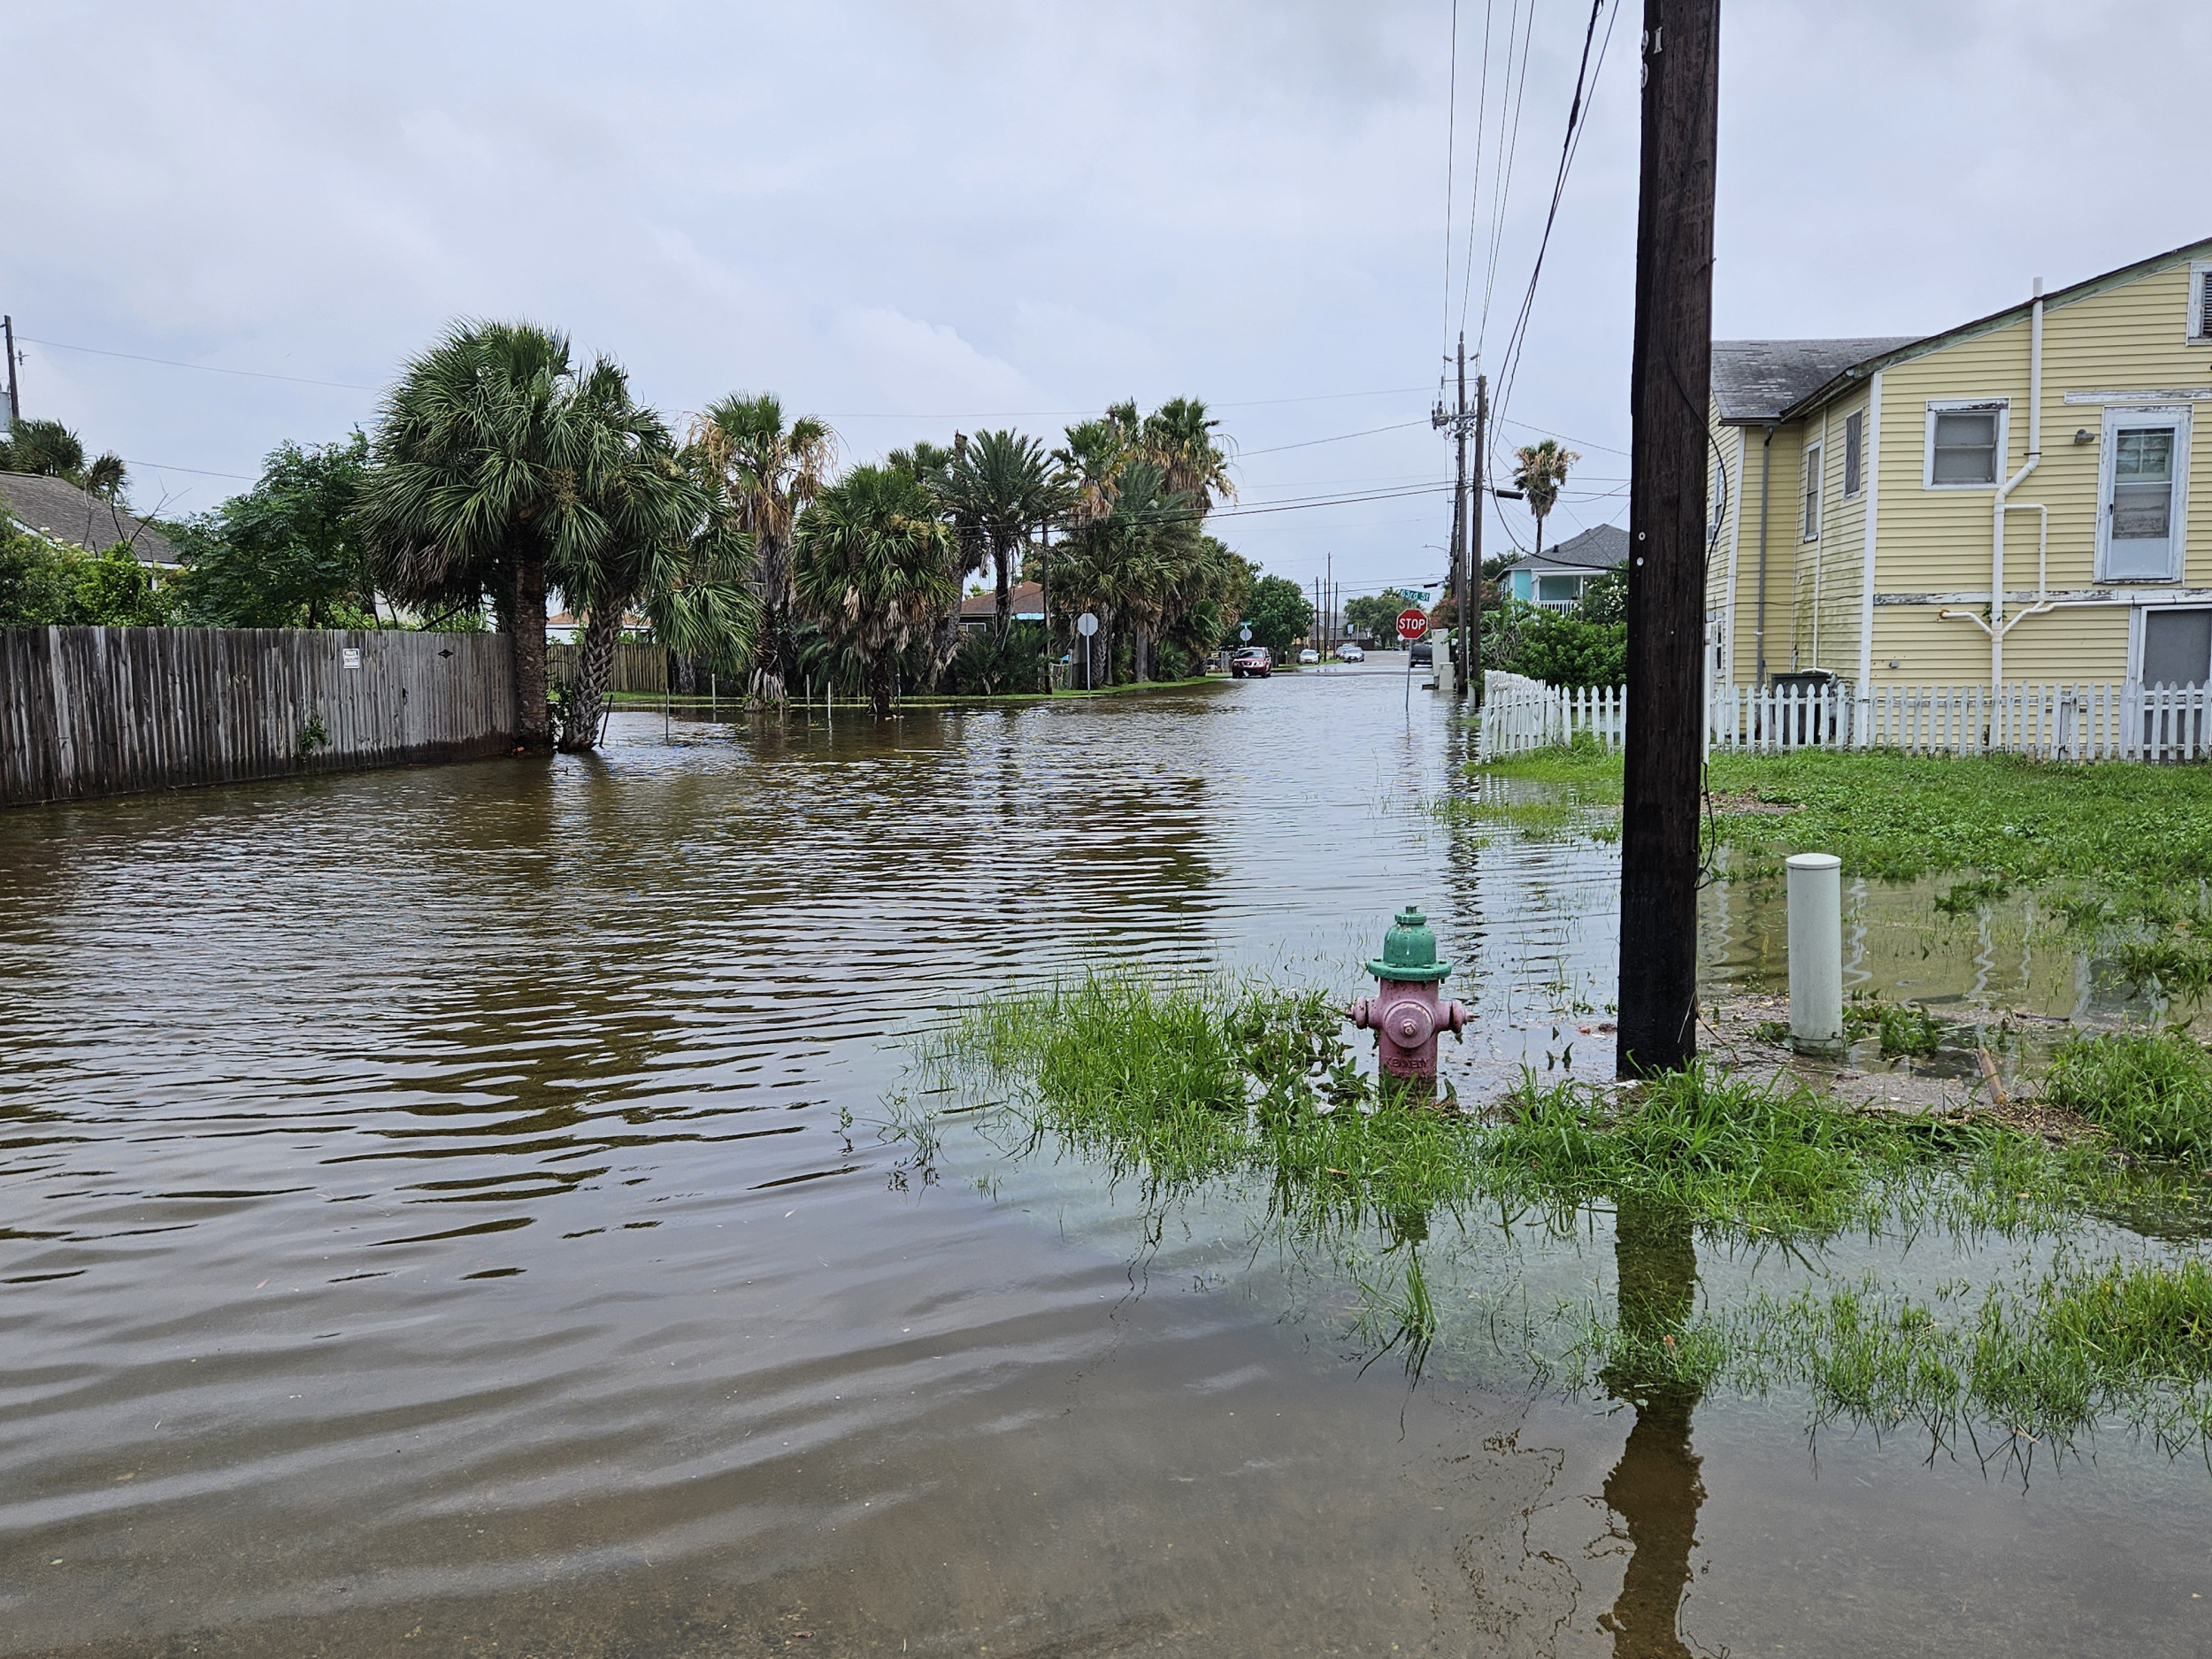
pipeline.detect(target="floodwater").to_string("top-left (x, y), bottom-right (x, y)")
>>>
top-left (4, 669), bottom-right (2208, 1657)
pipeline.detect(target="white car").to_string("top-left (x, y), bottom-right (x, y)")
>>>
top-left (1335, 643), bottom-right (1365, 664)
top-left (1297, 648), bottom-right (1320, 664)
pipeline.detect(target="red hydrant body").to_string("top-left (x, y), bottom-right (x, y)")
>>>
top-left (1349, 905), bottom-right (1471, 1096)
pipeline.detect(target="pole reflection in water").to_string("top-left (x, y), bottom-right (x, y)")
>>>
top-left (1598, 1196), bottom-right (1706, 1658)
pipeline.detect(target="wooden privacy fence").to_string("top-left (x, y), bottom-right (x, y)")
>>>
top-left (1478, 670), bottom-right (2212, 764)
top-left (1, 626), bottom-right (515, 807)
top-left (547, 641), bottom-right (667, 695)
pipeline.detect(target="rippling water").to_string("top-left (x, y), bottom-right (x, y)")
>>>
top-left (5, 670), bottom-right (2210, 1657)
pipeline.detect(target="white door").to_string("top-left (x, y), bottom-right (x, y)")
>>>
top-left (2100, 406), bottom-right (2190, 581)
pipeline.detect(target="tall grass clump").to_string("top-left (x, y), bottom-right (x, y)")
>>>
top-left (2044, 1028), bottom-right (2212, 1163)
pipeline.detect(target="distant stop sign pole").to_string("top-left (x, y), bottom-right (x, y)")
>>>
top-left (1077, 611), bottom-right (1099, 691)
top-left (1397, 606), bottom-right (1428, 711)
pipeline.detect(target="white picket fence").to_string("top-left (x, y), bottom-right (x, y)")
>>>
top-left (1476, 670), bottom-right (2212, 763)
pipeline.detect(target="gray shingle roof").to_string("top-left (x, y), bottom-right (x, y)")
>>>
top-left (0, 472), bottom-right (180, 565)
top-left (1710, 338), bottom-right (1919, 424)
top-left (1503, 522), bottom-right (1627, 573)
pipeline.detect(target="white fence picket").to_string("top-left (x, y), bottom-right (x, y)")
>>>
top-left (1476, 671), bottom-right (2212, 764)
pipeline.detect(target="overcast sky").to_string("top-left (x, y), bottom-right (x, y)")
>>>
top-left (5, 1), bottom-right (2208, 603)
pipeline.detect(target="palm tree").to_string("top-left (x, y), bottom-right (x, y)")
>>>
top-left (1054, 418), bottom-right (1129, 528)
top-left (0, 417), bottom-right (128, 499)
top-left (793, 464), bottom-right (959, 718)
top-left (690, 393), bottom-right (835, 707)
top-left (359, 320), bottom-right (651, 755)
top-left (1138, 398), bottom-right (1236, 514)
top-left (1510, 438), bottom-right (1581, 561)
top-left (945, 429), bottom-right (1066, 635)
top-left (553, 396), bottom-right (758, 751)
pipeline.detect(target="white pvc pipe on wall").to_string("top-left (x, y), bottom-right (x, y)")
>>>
top-left (1787, 852), bottom-right (1844, 1053)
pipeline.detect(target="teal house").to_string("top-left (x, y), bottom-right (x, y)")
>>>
top-left (1502, 523), bottom-right (1627, 611)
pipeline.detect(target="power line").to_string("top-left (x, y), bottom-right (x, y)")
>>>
top-left (19, 332), bottom-right (1434, 421)
top-left (1237, 419), bottom-right (1428, 457)
top-left (1490, 0), bottom-right (1624, 435)
top-left (1440, 0), bottom-right (1460, 352)
top-left (19, 337), bottom-right (381, 392)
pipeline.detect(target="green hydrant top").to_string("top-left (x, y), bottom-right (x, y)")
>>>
top-left (1366, 904), bottom-right (1453, 984)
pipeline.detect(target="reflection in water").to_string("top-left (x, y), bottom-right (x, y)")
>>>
top-left (1600, 1199), bottom-right (1706, 1658)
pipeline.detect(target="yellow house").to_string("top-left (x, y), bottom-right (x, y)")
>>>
top-left (1706, 235), bottom-right (2212, 700)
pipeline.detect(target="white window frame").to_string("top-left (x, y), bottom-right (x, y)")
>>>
top-left (1801, 442), bottom-right (1823, 541)
top-left (2131, 603), bottom-right (2212, 688)
top-left (1842, 409), bottom-right (1864, 498)
top-left (1923, 398), bottom-right (2009, 490)
top-left (2097, 403), bottom-right (2192, 584)
top-left (2190, 260), bottom-right (2212, 346)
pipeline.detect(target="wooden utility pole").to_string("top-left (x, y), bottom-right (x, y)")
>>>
top-left (1470, 371), bottom-right (1488, 703)
top-left (1434, 334), bottom-right (1478, 695)
top-left (3, 316), bottom-right (18, 428)
top-left (1617, 0), bottom-right (1721, 1079)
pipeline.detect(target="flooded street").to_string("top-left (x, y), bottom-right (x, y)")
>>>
top-left (5, 669), bottom-right (2210, 1657)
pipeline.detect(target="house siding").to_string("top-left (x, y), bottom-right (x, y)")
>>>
top-left (1716, 248), bottom-right (2212, 689)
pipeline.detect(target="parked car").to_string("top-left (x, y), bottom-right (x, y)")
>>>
top-left (1229, 647), bottom-right (1272, 679)
top-left (1409, 641), bottom-right (1432, 667)
top-left (1335, 643), bottom-right (1365, 664)
top-left (1297, 648), bottom-right (1320, 664)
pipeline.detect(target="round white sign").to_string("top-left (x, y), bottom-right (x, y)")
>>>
top-left (1075, 612), bottom-right (1099, 637)
top-left (1238, 625), bottom-right (1252, 641)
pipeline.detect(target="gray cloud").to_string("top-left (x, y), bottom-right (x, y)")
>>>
top-left (4, 0), bottom-right (2204, 596)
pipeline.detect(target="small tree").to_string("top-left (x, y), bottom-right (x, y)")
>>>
top-left (174, 434), bottom-right (375, 628)
top-left (1236, 572), bottom-right (1314, 657)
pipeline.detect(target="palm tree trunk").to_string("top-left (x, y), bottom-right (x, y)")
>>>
top-left (994, 538), bottom-right (1012, 636)
top-left (868, 649), bottom-right (895, 719)
top-left (753, 536), bottom-right (792, 705)
top-left (557, 604), bottom-right (622, 752)
top-left (511, 548), bottom-right (554, 754)
top-left (1133, 625), bottom-right (1151, 683)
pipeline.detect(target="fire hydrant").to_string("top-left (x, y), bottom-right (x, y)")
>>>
top-left (1349, 904), bottom-right (1471, 1099)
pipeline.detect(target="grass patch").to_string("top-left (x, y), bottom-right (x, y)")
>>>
top-left (2044, 1028), bottom-right (2212, 1162)
top-left (911, 970), bottom-right (2212, 1450)
top-left (918, 971), bottom-right (2150, 1247)
top-left (1843, 993), bottom-right (1947, 1058)
top-left (1700, 749), bottom-right (2212, 922)
top-left (1568, 1254), bottom-right (2212, 1454)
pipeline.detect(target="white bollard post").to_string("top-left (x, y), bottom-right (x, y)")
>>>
top-left (1786, 853), bottom-right (1844, 1054)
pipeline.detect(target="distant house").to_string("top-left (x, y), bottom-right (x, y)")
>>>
top-left (1706, 233), bottom-right (2212, 694)
top-left (1502, 523), bottom-right (1627, 611)
top-left (0, 472), bottom-right (181, 569)
top-left (958, 581), bottom-right (1045, 627)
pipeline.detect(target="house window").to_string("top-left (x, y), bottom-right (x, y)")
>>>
top-left (1842, 411), bottom-right (1864, 497)
top-left (2142, 609), bottom-right (2212, 688)
top-left (2191, 261), bottom-right (2212, 345)
top-left (1924, 400), bottom-right (2006, 488)
top-left (1801, 443), bottom-right (1822, 540)
top-left (2099, 405), bottom-right (2191, 582)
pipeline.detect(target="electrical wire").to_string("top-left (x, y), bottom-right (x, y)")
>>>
top-left (1490, 0), bottom-right (1623, 438)
top-left (21, 337), bottom-right (380, 392)
top-left (1440, 0), bottom-right (1461, 353)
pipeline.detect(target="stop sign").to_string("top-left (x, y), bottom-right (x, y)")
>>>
top-left (1395, 606), bottom-right (1428, 641)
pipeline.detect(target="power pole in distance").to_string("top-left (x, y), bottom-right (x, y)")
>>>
top-left (1617, 0), bottom-right (1721, 1079)
top-left (3, 316), bottom-right (19, 428)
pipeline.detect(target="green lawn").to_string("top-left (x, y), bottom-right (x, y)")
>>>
top-left (1475, 741), bottom-right (2212, 923)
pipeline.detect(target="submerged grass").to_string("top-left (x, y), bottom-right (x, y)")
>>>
top-left (911, 970), bottom-right (2212, 1452)
top-left (919, 970), bottom-right (2162, 1246)
top-left (2045, 1029), bottom-right (2212, 1162)
top-left (1565, 1253), bottom-right (2212, 1454)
